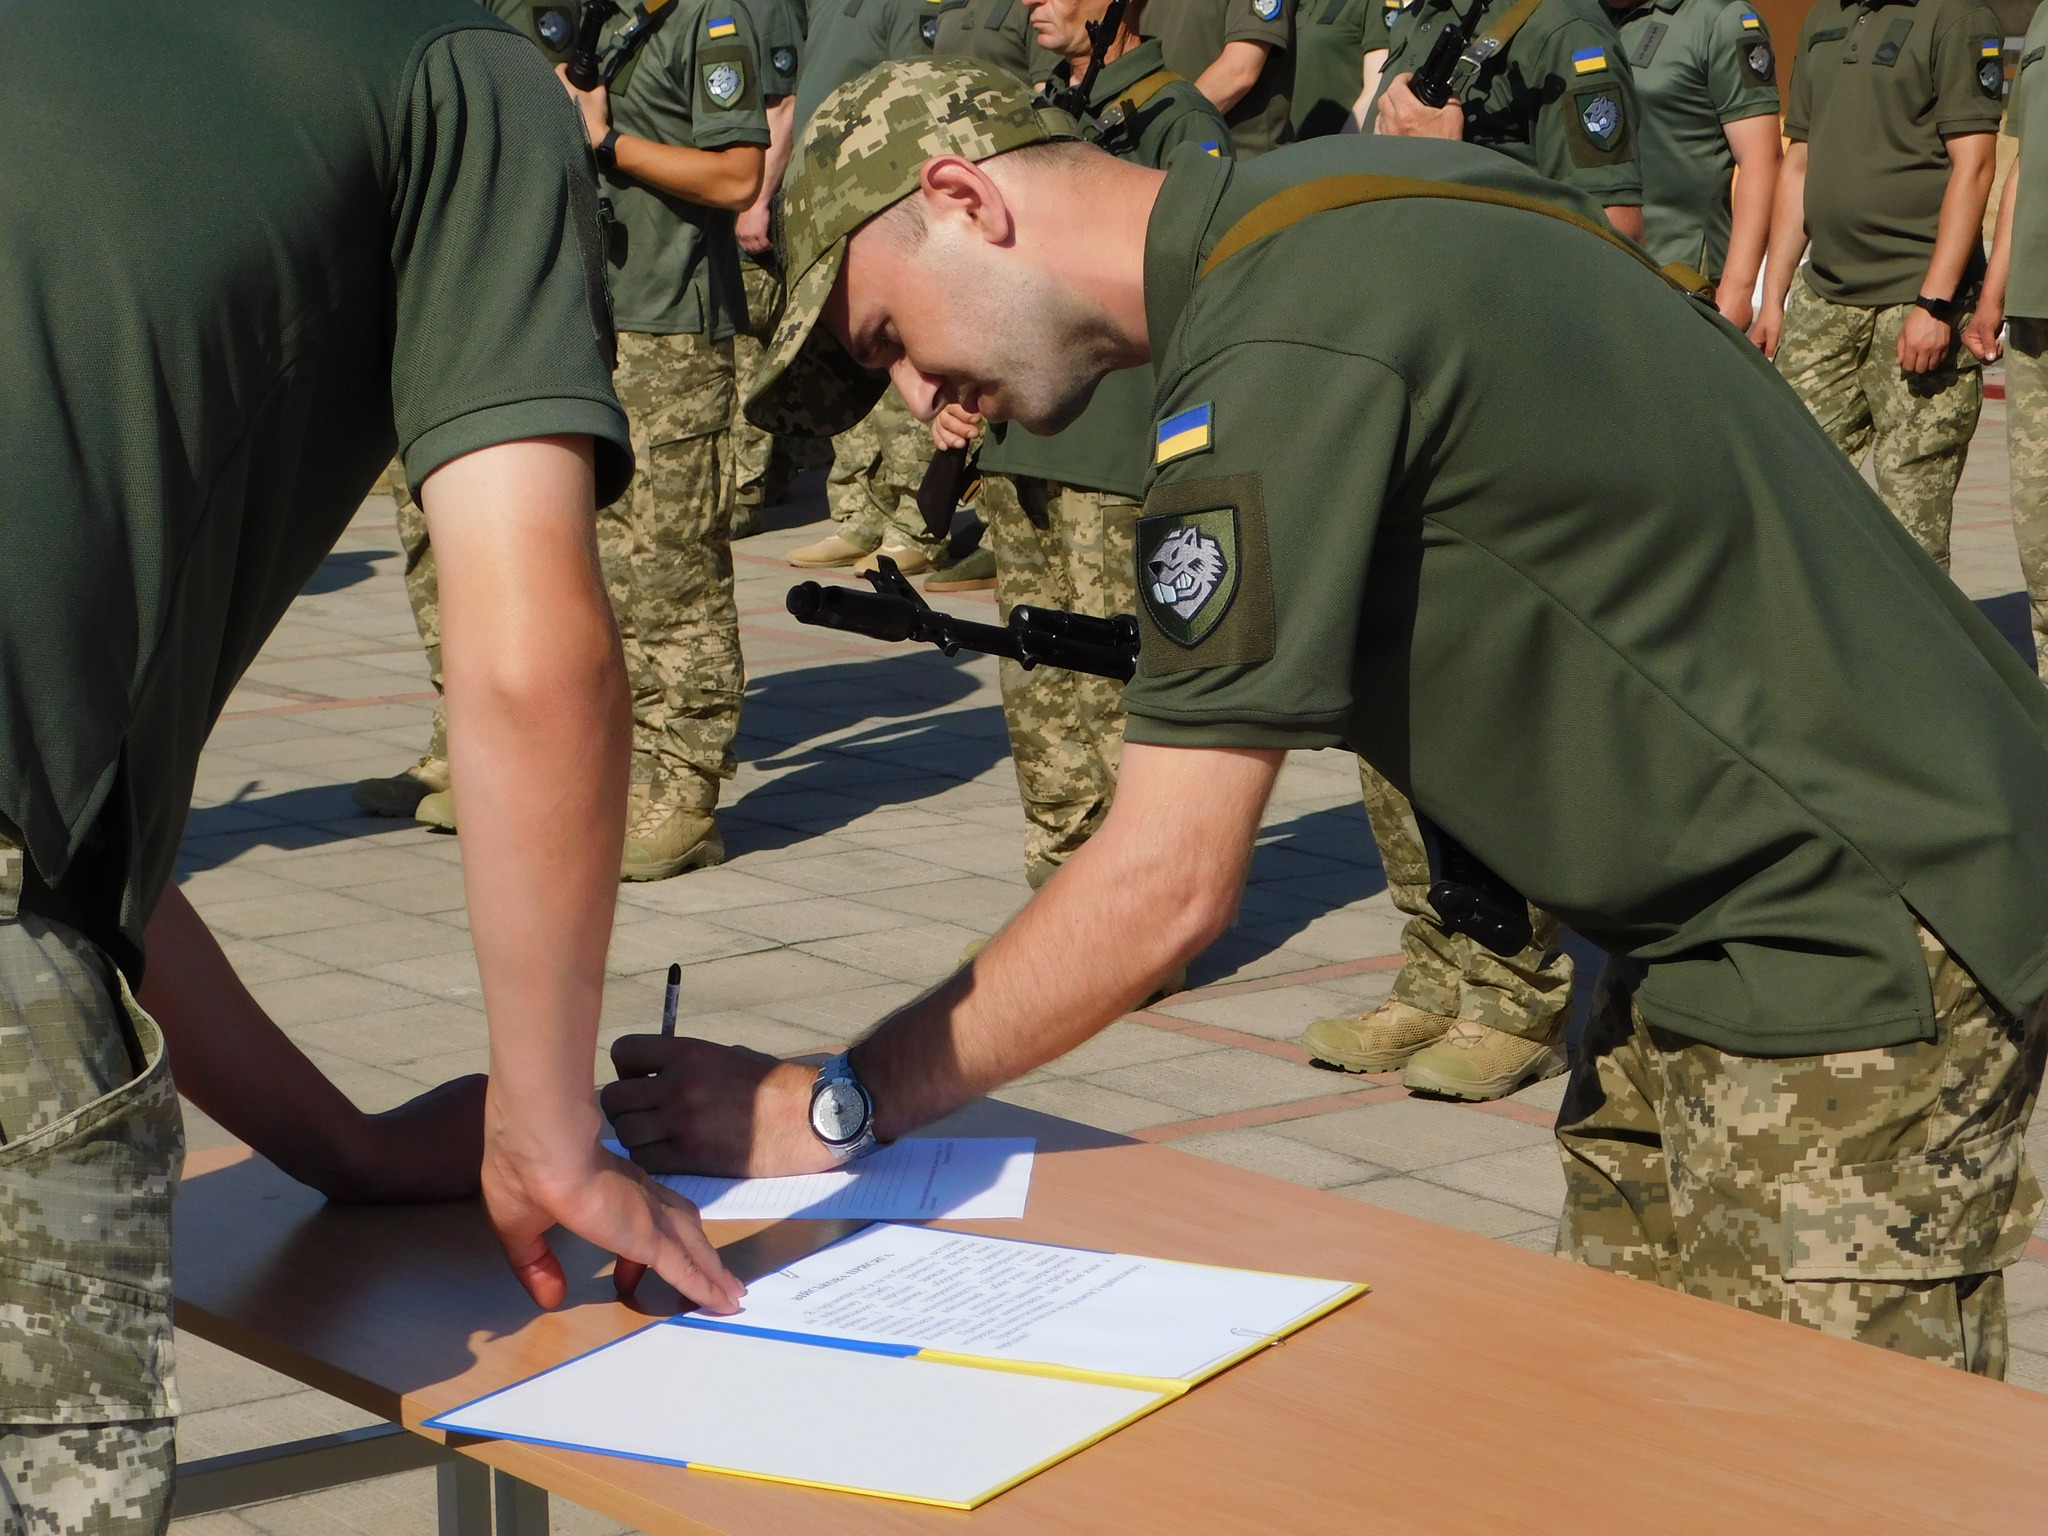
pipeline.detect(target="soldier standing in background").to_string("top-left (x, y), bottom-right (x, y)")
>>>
top-left (1603, 0), bottom-right (1780, 324)
top-left (935, 0), bottom-right (1063, 77)
top-left (1754, 0), bottom-right (2002, 569)
top-left (1968, 13), bottom-right (2048, 680)
top-left (931, 0), bottom-right (1234, 899)
top-left (351, 469), bottom-right (454, 826)
top-left (1151, 0), bottom-right (1297, 156)
top-left (1292, 0), bottom-right (1375, 136)
top-left (729, 0), bottom-right (811, 538)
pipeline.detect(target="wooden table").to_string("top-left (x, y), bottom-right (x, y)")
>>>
top-left (173, 1098), bottom-right (2048, 1534)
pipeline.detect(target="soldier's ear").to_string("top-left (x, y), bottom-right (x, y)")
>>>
top-left (918, 156), bottom-right (1016, 248)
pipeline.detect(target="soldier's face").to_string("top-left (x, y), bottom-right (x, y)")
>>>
top-left (1024, 0), bottom-right (1102, 58)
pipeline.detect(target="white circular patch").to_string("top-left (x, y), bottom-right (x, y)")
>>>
top-left (706, 61), bottom-right (742, 105)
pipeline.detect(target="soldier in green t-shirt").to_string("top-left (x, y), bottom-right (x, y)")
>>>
top-left (629, 60), bottom-right (2048, 1381)
top-left (1292, 0), bottom-right (1374, 135)
top-left (1756, 0), bottom-right (2003, 571)
top-left (0, 3), bottom-right (746, 1525)
top-left (935, 0), bottom-right (1065, 79)
top-left (1151, 0), bottom-right (1298, 156)
top-left (930, 0), bottom-right (1234, 893)
top-left (1967, 11), bottom-right (2048, 684)
top-left (1605, 0), bottom-right (1780, 326)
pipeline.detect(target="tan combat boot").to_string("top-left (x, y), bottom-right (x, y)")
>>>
top-left (925, 545), bottom-right (996, 592)
top-left (788, 532), bottom-right (877, 568)
top-left (1302, 998), bottom-right (1457, 1073)
top-left (413, 788), bottom-right (457, 831)
top-left (1401, 1020), bottom-right (1565, 1101)
top-left (621, 791), bottom-right (725, 882)
top-left (853, 542), bottom-right (935, 576)
top-left (351, 755), bottom-right (449, 818)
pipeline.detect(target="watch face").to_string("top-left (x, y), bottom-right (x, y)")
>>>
top-left (812, 1079), bottom-right (868, 1144)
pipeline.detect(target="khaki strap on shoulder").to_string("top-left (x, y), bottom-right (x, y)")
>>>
top-left (1473, 0), bottom-right (1544, 55)
top-left (1197, 172), bottom-right (1712, 299)
top-left (1113, 67), bottom-right (1184, 114)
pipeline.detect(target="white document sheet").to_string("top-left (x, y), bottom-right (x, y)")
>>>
top-left (426, 1321), bottom-right (1163, 1508)
top-left (692, 1222), bottom-right (1360, 1385)
top-left (613, 1137), bottom-right (1035, 1221)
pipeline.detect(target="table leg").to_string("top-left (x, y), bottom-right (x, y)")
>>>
top-left (437, 1456), bottom-right (492, 1536)
top-left (492, 1467), bottom-right (550, 1535)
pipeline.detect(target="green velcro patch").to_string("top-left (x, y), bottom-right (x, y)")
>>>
top-left (1134, 473), bottom-right (1275, 674)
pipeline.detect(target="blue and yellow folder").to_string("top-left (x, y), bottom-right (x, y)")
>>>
top-left (427, 1224), bottom-right (1367, 1509)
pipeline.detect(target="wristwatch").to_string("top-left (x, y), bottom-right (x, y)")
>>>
top-left (594, 127), bottom-right (620, 175)
top-left (1915, 293), bottom-right (1959, 324)
top-left (808, 1052), bottom-right (879, 1162)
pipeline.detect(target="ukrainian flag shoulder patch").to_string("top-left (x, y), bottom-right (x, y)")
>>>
top-left (1156, 404), bottom-right (1214, 465)
top-left (1572, 46), bottom-right (1607, 73)
top-left (1739, 9), bottom-right (1761, 28)
top-left (1199, 140), bottom-right (1223, 156)
top-left (1983, 37), bottom-right (2003, 55)
top-left (706, 14), bottom-right (738, 36)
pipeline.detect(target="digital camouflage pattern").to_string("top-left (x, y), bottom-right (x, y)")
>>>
top-left (1557, 925), bottom-right (2048, 1376)
top-left (390, 468), bottom-right (449, 764)
top-left (608, 329), bottom-right (745, 810)
top-left (745, 59), bottom-right (1080, 439)
top-left (981, 475), bottom-right (1140, 887)
top-left (2001, 320), bottom-right (2048, 681)
top-left (729, 259), bottom-right (787, 512)
top-left (827, 383), bottom-right (948, 560)
top-left (1775, 280), bottom-right (1982, 569)
top-left (0, 1421), bottom-right (174, 1536)
top-left (1357, 761), bottom-right (1572, 1045)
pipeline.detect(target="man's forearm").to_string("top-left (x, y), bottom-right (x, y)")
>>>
top-left (1721, 116), bottom-right (1782, 297)
top-left (1605, 205), bottom-right (1644, 243)
top-left (615, 138), bottom-right (764, 211)
top-left (757, 97), bottom-right (795, 213)
top-left (1983, 152), bottom-right (2022, 312)
top-left (1195, 40), bottom-right (1270, 115)
top-left (1921, 133), bottom-right (1997, 300)
top-left (1760, 141), bottom-right (1810, 307)
top-left (852, 746), bottom-right (1284, 1138)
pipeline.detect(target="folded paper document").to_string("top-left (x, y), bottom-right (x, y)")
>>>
top-left (427, 1224), bottom-right (1365, 1509)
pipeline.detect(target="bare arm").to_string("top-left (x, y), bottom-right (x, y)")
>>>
top-left (1715, 113), bottom-right (1782, 331)
top-left (1349, 48), bottom-right (1388, 131)
top-left (1898, 130), bottom-right (1996, 372)
top-left (140, 883), bottom-right (485, 1202)
top-left (1751, 137), bottom-right (1808, 357)
top-left (1966, 149), bottom-right (2020, 362)
top-left (737, 95), bottom-right (796, 255)
top-left (1196, 39), bottom-right (1273, 115)
top-left (556, 69), bottom-right (765, 212)
top-left (1606, 205), bottom-right (1645, 243)
top-left (600, 745), bottom-right (1286, 1174)
top-left (425, 436), bottom-right (741, 1312)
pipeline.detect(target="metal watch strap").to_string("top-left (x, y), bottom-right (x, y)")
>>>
top-left (811, 1051), bottom-right (878, 1162)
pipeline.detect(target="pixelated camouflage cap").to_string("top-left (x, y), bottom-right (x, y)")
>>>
top-left (744, 59), bottom-right (1081, 438)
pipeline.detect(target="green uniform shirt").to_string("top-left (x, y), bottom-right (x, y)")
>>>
top-left (1611, 0), bottom-right (1779, 276)
top-left (794, 0), bottom-right (937, 126)
top-left (1124, 136), bottom-right (2048, 1056)
top-left (0, 0), bottom-right (632, 979)
top-left (1786, 0), bottom-right (2005, 307)
top-left (981, 42), bottom-right (1234, 496)
top-left (932, 0), bottom-right (1062, 79)
top-left (741, 0), bottom-right (808, 95)
top-left (1294, 0), bottom-right (1375, 136)
top-left (498, 0), bottom-right (771, 338)
top-left (2003, 4), bottom-right (2048, 317)
top-left (1376, 0), bottom-right (1643, 205)
top-left (1152, 0), bottom-right (1297, 157)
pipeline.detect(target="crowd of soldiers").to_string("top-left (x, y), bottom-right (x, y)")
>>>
top-left (11, 0), bottom-right (2048, 1528)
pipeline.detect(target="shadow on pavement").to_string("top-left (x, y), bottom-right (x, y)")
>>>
top-left (177, 781), bottom-right (413, 876)
top-left (300, 547), bottom-right (394, 595)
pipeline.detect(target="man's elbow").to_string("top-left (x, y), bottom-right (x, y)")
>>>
top-left (711, 149), bottom-right (766, 212)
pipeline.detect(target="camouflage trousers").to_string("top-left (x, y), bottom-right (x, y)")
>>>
top-left (983, 476), bottom-right (1139, 888)
top-left (390, 473), bottom-right (448, 764)
top-left (1999, 316), bottom-right (2048, 681)
top-left (727, 258), bottom-right (785, 512)
top-left (1357, 762), bottom-right (1572, 1045)
top-left (1557, 930), bottom-right (2048, 1375)
top-left (1776, 279), bottom-right (1982, 569)
top-left (827, 383), bottom-right (945, 561)
top-left (0, 839), bottom-right (183, 1532)
top-left (608, 329), bottom-right (745, 810)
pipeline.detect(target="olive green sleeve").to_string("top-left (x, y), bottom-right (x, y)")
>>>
top-left (686, 6), bottom-right (774, 147)
top-left (888, 0), bottom-right (941, 57)
top-left (2012, 41), bottom-right (2043, 139)
top-left (1705, 2), bottom-right (1780, 123)
top-left (1529, 21), bottom-right (1643, 206)
top-left (1223, 0), bottom-right (1294, 51)
top-left (750, 0), bottom-right (806, 95)
top-left (1782, 2), bottom-right (1822, 140)
top-left (391, 31), bottom-right (632, 504)
top-left (1931, 3), bottom-right (2006, 138)
top-left (1120, 340), bottom-right (1413, 751)
top-left (1150, 93), bottom-right (1240, 161)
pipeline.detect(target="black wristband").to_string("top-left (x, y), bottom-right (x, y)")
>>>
top-left (595, 127), bottom-right (620, 175)
top-left (1915, 293), bottom-right (1959, 324)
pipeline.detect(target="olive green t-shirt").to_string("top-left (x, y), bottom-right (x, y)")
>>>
top-left (1293, 0), bottom-right (1375, 136)
top-left (2002, 4), bottom-right (2048, 318)
top-left (981, 43), bottom-right (1234, 497)
top-left (0, 0), bottom-right (633, 979)
top-left (1611, 0), bottom-right (1780, 276)
top-left (1125, 135), bottom-right (2048, 1056)
top-left (1153, 0), bottom-right (1298, 157)
top-left (497, 0), bottom-right (772, 338)
top-left (741, 0), bottom-right (808, 95)
top-left (1376, 0), bottom-right (1643, 206)
top-left (932, 0), bottom-right (1062, 79)
top-left (1786, 0), bottom-right (2004, 306)
top-left (794, 0), bottom-right (937, 126)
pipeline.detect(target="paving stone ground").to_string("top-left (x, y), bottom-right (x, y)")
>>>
top-left (168, 391), bottom-right (2048, 1533)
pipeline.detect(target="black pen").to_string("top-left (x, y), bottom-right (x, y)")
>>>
top-left (661, 962), bottom-right (681, 1038)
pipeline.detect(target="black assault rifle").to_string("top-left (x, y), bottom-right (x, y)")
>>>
top-left (1408, 0), bottom-right (1493, 108)
top-left (785, 560), bottom-right (1535, 956)
top-left (565, 0), bottom-right (619, 88)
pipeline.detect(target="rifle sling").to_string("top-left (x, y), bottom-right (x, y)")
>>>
top-left (1466, 0), bottom-right (1544, 67)
top-left (1197, 172), bottom-right (1713, 298)
top-left (603, 0), bottom-right (677, 90)
top-left (1105, 66), bottom-right (1182, 119)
